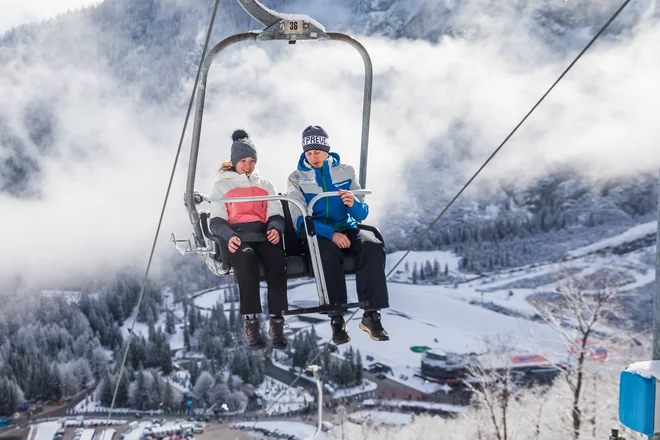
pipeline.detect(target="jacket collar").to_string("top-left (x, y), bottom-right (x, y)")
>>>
top-left (217, 168), bottom-right (260, 180)
top-left (297, 152), bottom-right (341, 171)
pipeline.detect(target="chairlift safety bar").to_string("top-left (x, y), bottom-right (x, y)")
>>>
top-left (205, 190), bottom-right (372, 306)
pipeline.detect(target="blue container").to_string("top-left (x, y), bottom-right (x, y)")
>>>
top-left (620, 368), bottom-right (659, 437)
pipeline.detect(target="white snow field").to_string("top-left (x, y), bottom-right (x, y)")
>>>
top-left (284, 276), bottom-right (566, 392)
top-left (33, 422), bottom-right (60, 440)
top-left (278, 222), bottom-right (656, 393)
top-left (231, 420), bottom-right (329, 439)
top-left (349, 410), bottom-right (414, 426)
top-left (567, 220), bottom-right (656, 257)
top-left (152, 222), bottom-right (655, 395)
top-left (253, 376), bottom-right (315, 415)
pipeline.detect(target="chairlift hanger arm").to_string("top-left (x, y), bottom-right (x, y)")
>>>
top-left (234, 1), bottom-right (373, 188)
top-left (236, 0), bottom-right (281, 27)
top-left (326, 33), bottom-right (373, 189)
top-left (185, 32), bottom-right (257, 247)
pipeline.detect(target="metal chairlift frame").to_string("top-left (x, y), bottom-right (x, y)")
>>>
top-left (175, 0), bottom-right (375, 316)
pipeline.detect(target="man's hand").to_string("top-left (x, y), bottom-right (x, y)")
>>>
top-left (331, 232), bottom-right (351, 249)
top-left (267, 229), bottom-right (280, 245)
top-left (228, 236), bottom-right (241, 253)
top-left (338, 189), bottom-right (354, 208)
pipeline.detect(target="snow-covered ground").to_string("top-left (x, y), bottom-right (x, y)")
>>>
top-left (231, 420), bottom-right (328, 440)
top-left (386, 250), bottom-right (463, 281)
top-left (568, 221), bottom-right (657, 257)
top-left (377, 399), bottom-right (466, 414)
top-left (72, 396), bottom-right (156, 416)
top-left (79, 429), bottom-right (95, 440)
top-left (255, 376), bottom-right (315, 415)
top-left (446, 261), bottom-right (580, 317)
top-left (192, 288), bottom-right (226, 309)
top-left (73, 399), bottom-right (139, 416)
top-left (98, 429), bottom-right (116, 440)
top-left (164, 369), bottom-right (191, 393)
top-left (330, 379), bottom-right (378, 399)
top-left (349, 410), bottom-right (413, 426)
top-left (123, 422), bottom-right (152, 440)
top-left (73, 399), bottom-right (102, 413)
top-left (55, 218), bottom-right (653, 440)
top-left (119, 307), bottom-right (160, 341)
top-left (34, 422), bottom-right (60, 440)
top-left (278, 221), bottom-right (657, 394)
top-left (169, 326), bottom-right (185, 352)
top-left (135, 222), bottom-right (656, 406)
top-left (166, 375), bottom-right (190, 394)
top-left (283, 277), bottom-right (566, 393)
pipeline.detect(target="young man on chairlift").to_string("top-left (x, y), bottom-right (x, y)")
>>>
top-left (287, 125), bottom-right (390, 345)
top-left (209, 130), bottom-right (289, 351)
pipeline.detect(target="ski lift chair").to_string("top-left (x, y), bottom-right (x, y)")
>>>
top-left (172, 0), bottom-right (382, 316)
top-left (188, 190), bottom-right (386, 316)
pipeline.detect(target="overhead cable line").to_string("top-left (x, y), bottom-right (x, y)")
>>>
top-left (105, 0), bottom-right (223, 423)
top-left (385, 0), bottom-right (632, 279)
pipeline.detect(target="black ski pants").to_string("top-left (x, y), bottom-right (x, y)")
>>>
top-left (229, 241), bottom-right (288, 316)
top-left (315, 228), bottom-right (389, 311)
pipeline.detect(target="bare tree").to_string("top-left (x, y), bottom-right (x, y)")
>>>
top-left (463, 336), bottom-right (521, 440)
top-left (530, 269), bottom-right (620, 440)
top-left (333, 405), bottom-right (348, 440)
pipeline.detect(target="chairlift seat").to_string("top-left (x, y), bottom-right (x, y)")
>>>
top-left (199, 198), bottom-right (384, 281)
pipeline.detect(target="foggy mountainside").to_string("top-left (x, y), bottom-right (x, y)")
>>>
top-left (384, 165), bottom-right (657, 272)
top-left (0, 0), bottom-right (657, 278)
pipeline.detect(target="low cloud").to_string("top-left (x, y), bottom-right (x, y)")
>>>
top-left (1, 1), bottom-right (658, 288)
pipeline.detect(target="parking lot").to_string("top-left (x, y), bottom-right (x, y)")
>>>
top-left (0, 417), bottom-right (258, 440)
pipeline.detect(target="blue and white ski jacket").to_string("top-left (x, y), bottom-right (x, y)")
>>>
top-left (286, 152), bottom-right (369, 240)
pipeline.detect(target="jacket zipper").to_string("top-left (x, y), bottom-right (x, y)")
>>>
top-left (246, 175), bottom-right (254, 216)
top-left (321, 166), bottom-right (329, 224)
top-left (247, 174), bottom-right (266, 218)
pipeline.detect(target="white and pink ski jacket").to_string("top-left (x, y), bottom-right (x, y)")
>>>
top-left (208, 169), bottom-right (285, 243)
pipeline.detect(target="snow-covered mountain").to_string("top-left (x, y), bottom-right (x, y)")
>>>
top-left (1, 4), bottom-right (658, 437)
top-left (1, 0), bottom-right (657, 195)
top-left (383, 164), bottom-right (657, 271)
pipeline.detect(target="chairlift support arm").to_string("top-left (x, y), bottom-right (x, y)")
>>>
top-left (234, 2), bottom-right (374, 182)
top-left (236, 0), bottom-right (280, 27)
top-left (185, 32), bottom-right (257, 247)
top-left (237, 0), bottom-right (373, 188)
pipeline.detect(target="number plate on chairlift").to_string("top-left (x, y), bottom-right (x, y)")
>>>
top-left (283, 19), bottom-right (305, 35)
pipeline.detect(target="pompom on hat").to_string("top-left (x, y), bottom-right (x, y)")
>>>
top-left (230, 129), bottom-right (257, 165)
